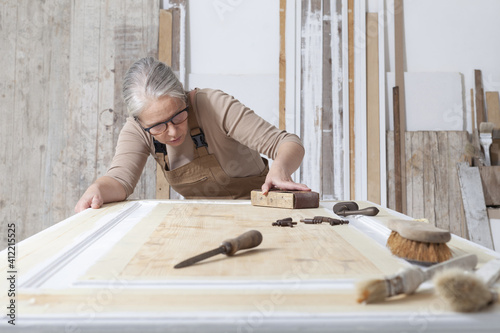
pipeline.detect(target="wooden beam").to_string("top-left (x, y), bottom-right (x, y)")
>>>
top-left (486, 92), bottom-right (500, 126)
top-left (322, 0), bottom-right (334, 198)
top-left (393, 87), bottom-right (402, 213)
top-left (279, 0), bottom-right (286, 131)
top-left (394, 0), bottom-right (407, 214)
top-left (486, 91), bottom-right (500, 165)
top-left (475, 70), bottom-right (486, 129)
top-left (479, 166), bottom-right (500, 206)
top-left (457, 162), bottom-right (494, 250)
top-left (159, 10), bottom-right (173, 66)
top-left (366, 12), bottom-right (380, 204)
top-left (348, 0), bottom-right (355, 199)
top-left (156, 9), bottom-right (173, 200)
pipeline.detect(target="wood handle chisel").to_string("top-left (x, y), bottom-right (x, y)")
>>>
top-left (174, 230), bottom-right (263, 269)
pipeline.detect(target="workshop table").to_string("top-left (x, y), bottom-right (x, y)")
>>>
top-left (1, 200), bottom-right (499, 332)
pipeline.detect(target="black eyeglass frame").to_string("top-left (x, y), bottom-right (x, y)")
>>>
top-left (135, 106), bottom-right (189, 134)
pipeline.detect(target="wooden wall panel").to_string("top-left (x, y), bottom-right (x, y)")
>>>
top-left (300, 0), bottom-right (323, 194)
top-left (0, 0), bottom-right (159, 249)
top-left (300, 0), bottom-right (345, 200)
top-left (366, 12), bottom-right (380, 204)
top-left (387, 131), bottom-right (469, 238)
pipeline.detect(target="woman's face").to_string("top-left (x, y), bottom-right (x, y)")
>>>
top-left (138, 95), bottom-right (189, 146)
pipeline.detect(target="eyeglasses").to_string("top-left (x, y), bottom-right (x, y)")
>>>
top-left (137, 106), bottom-right (189, 135)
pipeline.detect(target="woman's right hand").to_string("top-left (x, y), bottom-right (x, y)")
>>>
top-left (74, 185), bottom-right (104, 213)
top-left (74, 176), bottom-right (127, 213)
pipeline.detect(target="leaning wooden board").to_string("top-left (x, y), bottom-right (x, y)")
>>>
top-left (1, 200), bottom-right (499, 332)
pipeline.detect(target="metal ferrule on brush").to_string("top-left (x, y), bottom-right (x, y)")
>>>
top-left (385, 267), bottom-right (426, 297)
top-left (385, 275), bottom-right (404, 297)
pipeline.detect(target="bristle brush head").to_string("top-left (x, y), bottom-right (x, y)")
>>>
top-left (387, 231), bottom-right (452, 264)
top-left (355, 279), bottom-right (387, 304)
top-left (434, 268), bottom-right (496, 312)
top-left (479, 122), bottom-right (495, 134)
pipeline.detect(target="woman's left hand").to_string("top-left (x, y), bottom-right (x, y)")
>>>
top-left (261, 167), bottom-right (310, 194)
top-left (261, 142), bottom-right (310, 195)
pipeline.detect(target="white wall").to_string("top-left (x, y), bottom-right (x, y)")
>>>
top-left (371, 0), bottom-right (500, 131)
top-left (185, 0), bottom-right (280, 127)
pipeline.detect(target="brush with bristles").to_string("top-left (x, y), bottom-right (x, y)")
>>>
top-left (386, 219), bottom-right (452, 264)
top-left (356, 254), bottom-right (477, 304)
top-left (479, 122), bottom-right (495, 166)
top-left (434, 258), bottom-right (500, 312)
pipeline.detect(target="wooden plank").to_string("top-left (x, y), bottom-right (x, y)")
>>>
top-left (457, 162), bottom-right (494, 249)
top-left (279, 0), bottom-right (286, 131)
top-left (387, 131), bottom-right (468, 238)
top-left (486, 92), bottom-right (500, 127)
top-left (123, 0), bottom-right (159, 201)
top-left (410, 132), bottom-right (424, 219)
top-left (471, 88), bottom-right (476, 135)
top-left (394, 0), bottom-right (407, 214)
top-left (448, 132), bottom-right (468, 237)
top-left (12, 1), bottom-right (73, 242)
top-left (0, 0), bottom-right (17, 247)
top-left (366, 13), bottom-right (380, 204)
top-left (0, 0), bottom-right (159, 250)
top-left (475, 70), bottom-right (486, 129)
top-left (164, 0), bottom-right (186, 199)
top-left (486, 91), bottom-right (500, 166)
top-left (393, 87), bottom-right (402, 213)
top-left (156, 9), bottom-right (173, 200)
top-left (159, 9), bottom-right (173, 66)
top-left (478, 166), bottom-right (500, 206)
top-left (386, 131), bottom-right (395, 210)
top-left (322, 0), bottom-right (334, 198)
top-left (331, 0), bottom-right (345, 200)
top-left (435, 132), bottom-right (450, 232)
top-left (423, 132), bottom-right (437, 226)
top-left (300, 0), bottom-right (323, 195)
top-left (377, 0), bottom-right (387, 207)
top-left (404, 130), bottom-right (413, 217)
top-left (348, 0), bottom-right (355, 199)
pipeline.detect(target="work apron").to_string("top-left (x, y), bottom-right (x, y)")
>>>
top-left (154, 102), bottom-right (269, 199)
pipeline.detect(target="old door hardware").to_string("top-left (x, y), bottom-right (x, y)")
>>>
top-left (300, 216), bottom-right (349, 226)
top-left (272, 217), bottom-right (297, 227)
top-left (333, 201), bottom-right (380, 217)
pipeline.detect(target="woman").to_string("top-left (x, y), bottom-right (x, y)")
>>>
top-left (75, 57), bottom-right (309, 212)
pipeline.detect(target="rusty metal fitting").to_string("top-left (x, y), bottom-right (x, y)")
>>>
top-left (300, 216), bottom-right (349, 226)
top-left (328, 218), bottom-right (349, 226)
top-left (300, 216), bottom-right (324, 224)
top-left (272, 217), bottom-right (297, 227)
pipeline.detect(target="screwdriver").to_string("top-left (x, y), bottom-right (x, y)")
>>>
top-left (174, 230), bottom-right (263, 269)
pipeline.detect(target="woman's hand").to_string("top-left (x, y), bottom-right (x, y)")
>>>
top-left (261, 166), bottom-right (310, 194)
top-left (74, 176), bottom-right (127, 213)
top-left (74, 186), bottom-right (104, 213)
top-left (261, 141), bottom-right (310, 195)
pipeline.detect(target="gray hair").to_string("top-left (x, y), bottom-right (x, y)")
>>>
top-left (122, 57), bottom-right (185, 118)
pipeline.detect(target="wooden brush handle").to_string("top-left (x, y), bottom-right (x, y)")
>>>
top-left (387, 219), bottom-right (451, 243)
top-left (424, 254), bottom-right (478, 280)
top-left (394, 254), bottom-right (478, 296)
top-left (221, 230), bottom-right (263, 256)
top-left (476, 259), bottom-right (500, 287)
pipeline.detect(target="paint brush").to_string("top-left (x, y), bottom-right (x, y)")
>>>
top-left (434, 258), bottom-right (500, 312)
top-left (356, 254), bottom-right (477, 304)
top-left (479, 122), bottom-right (495, 166)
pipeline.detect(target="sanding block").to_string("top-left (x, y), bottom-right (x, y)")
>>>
top-left (250, 190), bottom-right (319, 209)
